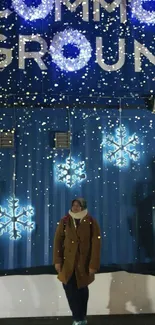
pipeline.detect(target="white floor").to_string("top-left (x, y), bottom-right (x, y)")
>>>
top-left (0, 271), bottom-right (154, 318)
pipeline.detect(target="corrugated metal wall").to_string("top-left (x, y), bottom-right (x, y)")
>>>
top-left (0, 107), bottom-right (155, 272)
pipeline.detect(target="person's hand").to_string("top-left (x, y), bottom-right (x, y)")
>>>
top-left (89, 268), bottom-right (97, 275)
top-left (55, 263), bottom-right (62, 273)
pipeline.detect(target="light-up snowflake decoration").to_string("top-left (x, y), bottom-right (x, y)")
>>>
top-left (55, 157), bottom-right (86, 187)
top-left (0, 197), bottom-right (35, 240)
top-left (103, 126), bottom-right (140, 167)
top-left (131, 0), bottom-right (155, 25)
top-left (12, 0), bottom-right (54, 21)
top-left (50, 29), bottom-right (92, 72)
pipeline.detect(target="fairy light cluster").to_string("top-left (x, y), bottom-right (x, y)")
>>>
top-left (131, 0), bottom-right (155, 25)
top-left (12, 0), bottom-right (54, 21)
top-left (50, 29), bottom-right (92, 72)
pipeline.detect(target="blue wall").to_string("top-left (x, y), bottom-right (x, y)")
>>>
top-left (0, 107), bottom-right (155, 272)
top-left (0, 0), bottom-right (155, 274)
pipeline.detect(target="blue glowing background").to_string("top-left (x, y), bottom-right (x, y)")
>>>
top-left (0, 108), bottom-right (155, 273)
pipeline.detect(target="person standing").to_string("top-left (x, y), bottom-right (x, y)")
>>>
top-left (53, 198), bottom-right (101, 325)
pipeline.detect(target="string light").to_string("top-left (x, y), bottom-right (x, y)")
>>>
top-left (55, 156), bottom-right (86, 187)
top-left (102, 125), bottom-right (140, 167)
top-left (0, 197), bottom-right (35, 240)
top-left (12, 0), bottom-right (54, 21)
top-left (50, 29), bottom-right (92, 72)
top-left (131, 0), bottom-right (155, 25)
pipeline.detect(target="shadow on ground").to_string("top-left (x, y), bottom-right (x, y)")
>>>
top-left (1, 315), bottom-right (155, 325)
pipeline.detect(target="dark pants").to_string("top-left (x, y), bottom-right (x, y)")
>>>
top-left (63, 272), bottom-right (89, 322)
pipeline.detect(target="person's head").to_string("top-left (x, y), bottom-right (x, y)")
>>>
top-left (71, 198), bottom-right (87, 213)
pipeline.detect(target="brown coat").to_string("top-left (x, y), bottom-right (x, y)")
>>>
top-left (53, 214), bottom-right (101, 288)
